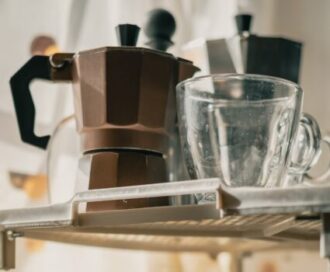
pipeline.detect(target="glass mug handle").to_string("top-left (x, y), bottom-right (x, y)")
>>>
top-left (288, 113), bottom-right (321, 177)
top-left (304, 135), bottom-right (330, 185)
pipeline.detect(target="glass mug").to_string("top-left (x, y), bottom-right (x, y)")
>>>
top-left (177, 74), bottom-right (326, 202)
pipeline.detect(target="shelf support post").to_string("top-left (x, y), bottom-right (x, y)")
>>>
top-left (321, 213), bottom-right (330, 271)
top-left (0, 231), bottom-right (16, 270)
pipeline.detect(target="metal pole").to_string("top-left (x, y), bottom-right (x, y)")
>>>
top-left (320, 214), bottom-right (330, 272)
top-left (0, 231), bottom-right (16, 270)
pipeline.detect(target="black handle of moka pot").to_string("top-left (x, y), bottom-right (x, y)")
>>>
top-left (10, 53), bottom-right (73, 149)
top-left (10, 56), bottom-right (53, 149)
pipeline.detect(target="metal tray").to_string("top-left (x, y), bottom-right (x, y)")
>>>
top-left (0, 178), bottom-right (329, 270)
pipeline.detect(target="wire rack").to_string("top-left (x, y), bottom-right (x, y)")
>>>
top-left (0, 178), bottom-right (329, 270)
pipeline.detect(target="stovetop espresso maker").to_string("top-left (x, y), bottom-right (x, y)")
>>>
top-left (183, 14), bottom-right (302, 82)
top-left (10, 9), bottom-right (198, 211)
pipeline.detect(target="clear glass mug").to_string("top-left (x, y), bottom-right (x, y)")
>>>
top-left (176, 74), bottom-right (327, 202)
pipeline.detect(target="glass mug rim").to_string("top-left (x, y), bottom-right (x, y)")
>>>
top-left (176, 73), bottom-right (302, 104)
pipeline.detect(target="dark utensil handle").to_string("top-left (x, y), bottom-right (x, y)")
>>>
top-left (10, 56), bottom-right (54, 149)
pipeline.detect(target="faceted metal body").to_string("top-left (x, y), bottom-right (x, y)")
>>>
top-left (69, 47), bottom-right (198, 153)
top-left (66, 47), bottom-right (197, 210)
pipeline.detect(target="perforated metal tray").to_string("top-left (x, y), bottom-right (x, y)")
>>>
top-left (0, 178), bottom-right (329, 270)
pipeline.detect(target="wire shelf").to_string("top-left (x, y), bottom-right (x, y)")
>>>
top-left (0, 178), bottom-right (329, 269)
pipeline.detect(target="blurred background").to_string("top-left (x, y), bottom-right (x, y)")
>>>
top-left (0, 0), bottom-right (329, 271)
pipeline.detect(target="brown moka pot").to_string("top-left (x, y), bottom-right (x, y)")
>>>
top-left (10, 19), bottom-right (198, 211)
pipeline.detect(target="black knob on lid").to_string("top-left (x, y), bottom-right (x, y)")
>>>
top-left (144, 9), bottom-right (176, 51)
top-left (116, 24), bottom-right (140, 46)
top-left (235, 14), bottom-right (253, 34)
